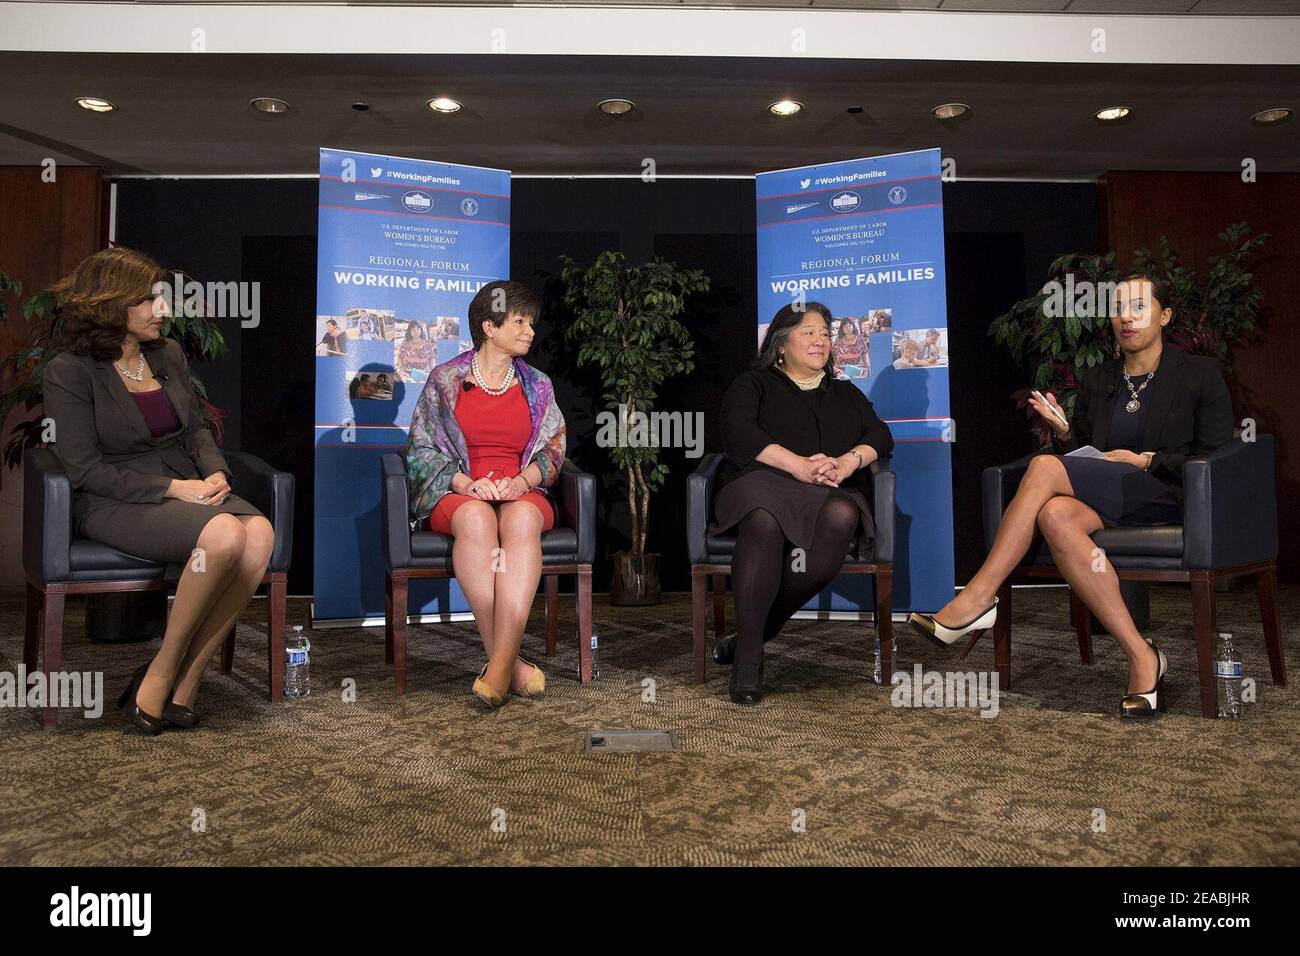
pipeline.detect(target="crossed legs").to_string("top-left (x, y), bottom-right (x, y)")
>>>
top-left (450, 499), bottom-right (546, 697)
top-left (935, 454), bottom-right (1159, 694)
top-left (136, 514), bottom-right (275, 716)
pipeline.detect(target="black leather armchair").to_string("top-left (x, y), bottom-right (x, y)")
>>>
top-left (23, 447), bottom-right (295, 728)
top-left (686, 452), bottom-right (896, 683)
top-left (981, 436), bottom-right (1284, 717)
top-left (379, 453), bottom-right (596, 692)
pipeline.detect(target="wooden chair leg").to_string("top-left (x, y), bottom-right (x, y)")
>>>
top-left (24, 582), bottom-right (41, 674)
top-left (267, 573), bottom-right (286, 702)
top-left (576, 566), bottom-right (593, 684)
top-left (545, 574), bottom-right (559, 658)
top-left (692, 568), bottom-right (708, 683)
top-left (221, 627), bottom-right (236, 674)
top-left (1190, 571), bottom-right (1218, 718)
top-left (384, 571), bottom-right (396, 666)
top-left (875, 567), bottom-right (893, 682)
top-left (40, 586), bottom-right (66, 730)
top-left (1070, 588), bottom-right (1093, 665)
top-left (993, 580), bottom-right (1012, 693)
top-left (712, 573), bottom-right (726, 638)
top-left (391, 575), bottom-right (409, 694)
top-left (1257, 564), bottom-right (1286, 687)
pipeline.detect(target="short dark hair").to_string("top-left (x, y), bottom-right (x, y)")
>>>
top-left (468, 280), bottom-right (540, 349)
top-left (326, 318), bottom-right (338, 328)
top-left (1114, 271), bottom-right (1171, 316)
top-left (754, 302), bottom-right (835, 377)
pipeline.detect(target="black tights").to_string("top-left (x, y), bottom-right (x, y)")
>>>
top-left (731, 496), bottom-right (861, 666)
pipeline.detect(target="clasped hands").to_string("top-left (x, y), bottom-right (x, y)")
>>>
top-left (455, 471), bottom-right (531, 501)
top-left (792, 452), bottom-right (859, 487)
top-left (168, 473), bottom-right (231, 506)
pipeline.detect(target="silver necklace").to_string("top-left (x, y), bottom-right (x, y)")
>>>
top-left (114, 353), bottom-right (146, 383)
top-left (1122, 367), bottom-right (1156, 413)
top-left (471, 353), bottom-right (515, 396)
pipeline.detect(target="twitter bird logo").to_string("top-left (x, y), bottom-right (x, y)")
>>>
top-left (370, 167), bottom-right (383, 178)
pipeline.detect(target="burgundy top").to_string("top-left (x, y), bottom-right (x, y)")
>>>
top-left (131, 387), bottom-right (181, 439)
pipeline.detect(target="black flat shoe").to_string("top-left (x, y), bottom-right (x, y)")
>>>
top-left (728, 661), bottom-right (764, 704)
top-left (118, 663), bottom-right (165, 736)
top-left (163, 701), bottom-right (199, 729)
top-left (712, 635), bottom-right (737, 666)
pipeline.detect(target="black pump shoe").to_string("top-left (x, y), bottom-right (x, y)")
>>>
top-left (728, 661), bottom-right (764, 704)
top-left (118, 663), bottom-right (166, 736)
top-left (712, 635), bottom-right (737, 666)
top-left (163, 701), bottom-right (199, 729)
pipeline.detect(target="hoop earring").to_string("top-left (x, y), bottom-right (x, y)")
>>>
top-left (1113, 339), bottom-right (1121, 358)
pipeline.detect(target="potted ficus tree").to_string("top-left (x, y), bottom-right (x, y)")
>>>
top-left (1, 267), bottom-right (231, 640)
top-left (560, 251), bottom-right (709, 606)
top-left (989, 222), bottom-right (1269, 446)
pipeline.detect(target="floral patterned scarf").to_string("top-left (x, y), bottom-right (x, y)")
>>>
top-left (405, 349), bottom-right (566, 522)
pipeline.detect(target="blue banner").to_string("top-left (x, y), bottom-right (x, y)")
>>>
top-left (755, 148), bottom-right (954, 613)
top-left (313, 148), bottom-right (511, 623)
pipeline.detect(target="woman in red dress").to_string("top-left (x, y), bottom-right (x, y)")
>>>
top-left (406, 281), bottom-right (567, 707)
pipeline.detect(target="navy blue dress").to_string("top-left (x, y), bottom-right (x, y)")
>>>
top-left (1058, 390), bottom-right (1182, 528)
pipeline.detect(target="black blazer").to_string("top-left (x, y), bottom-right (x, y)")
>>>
top-left (1052, 346), bottom-right (1234, 497)
top-left (719, 365), bottom-right (895, 495)
top-left (42, 338), bottom-right (232, 523)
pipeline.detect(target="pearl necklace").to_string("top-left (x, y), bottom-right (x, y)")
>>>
top-left (471, 353), bottom-right (515, 396)
top-left (785, 368), bottom-right (825, 391)
top-left (114, 353), bottom-right (146, 382)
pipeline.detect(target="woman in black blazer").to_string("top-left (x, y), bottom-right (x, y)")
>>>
top-left (43, 248), bottom-right (275, 734)
top-left (910, 272), bottom-right (1234, 718)
top-left (712, 302), bottom-right (895, 703)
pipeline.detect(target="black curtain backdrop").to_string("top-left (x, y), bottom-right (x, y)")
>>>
top-left (115, 177), bottom-right (1100, 599)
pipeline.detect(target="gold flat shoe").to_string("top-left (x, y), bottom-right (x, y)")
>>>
top-left (472, 663), bottom-right (507, 708)
top-left (512, 658), bottom-right (546, 698)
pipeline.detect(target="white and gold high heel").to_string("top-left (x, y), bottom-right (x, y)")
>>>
top-left (908, 597), bottom-right (999, 659)
top-left (1120, 644), bottom-right (1168, 719)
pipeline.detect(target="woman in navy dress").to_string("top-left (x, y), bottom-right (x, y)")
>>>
top-left (910, 273), bottom-right (1233, 718)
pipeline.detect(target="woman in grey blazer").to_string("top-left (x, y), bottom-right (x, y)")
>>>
top-left (43, 247), bottom-right (275, 734)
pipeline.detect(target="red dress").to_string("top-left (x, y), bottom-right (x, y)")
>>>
top-left (426, 381), bottom-right (555, 534)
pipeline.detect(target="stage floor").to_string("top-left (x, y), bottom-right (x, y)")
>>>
top-left (2, 584), bottom-right (1296, 866)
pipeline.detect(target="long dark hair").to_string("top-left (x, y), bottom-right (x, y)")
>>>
top-left (52, 247), bottom-right (169, 361)
top-left (754, 301), bottom-right (835, 377)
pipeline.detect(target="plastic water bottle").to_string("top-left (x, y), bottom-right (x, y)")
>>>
top-left (285, 625), bottom-right (311, 698)
top-left (872, 633), bottom-right (898, 684)
top-left (1215, 631), bottom-right (1243, 719)
top-left (589, 632), bottom-right (600, 679)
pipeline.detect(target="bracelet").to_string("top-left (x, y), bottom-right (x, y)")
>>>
top-left (850, 450), bottom-right (863, 469)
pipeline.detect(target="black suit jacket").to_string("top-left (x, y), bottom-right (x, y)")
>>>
top-left (42, 338), bottom-right (232, 523)
top-left (1052, 346), bottom-right (1234, 497)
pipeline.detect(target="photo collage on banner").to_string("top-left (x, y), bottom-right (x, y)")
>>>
top-left (755, 148), bottom-right (955, 613)
top-left (314, 148), bottom-right (511, 623)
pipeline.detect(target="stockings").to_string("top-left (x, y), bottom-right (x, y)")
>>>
top-left (730, 495), bottom-right (860, 666)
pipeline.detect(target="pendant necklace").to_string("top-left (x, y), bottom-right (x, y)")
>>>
top-left (1122, 366), bottom-right (1156, 413)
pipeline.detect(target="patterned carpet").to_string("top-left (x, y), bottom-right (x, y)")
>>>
top-left (1, 582), bottom-right (1296, 866)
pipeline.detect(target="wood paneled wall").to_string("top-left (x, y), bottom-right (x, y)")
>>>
top-left (0, 165), bottom-right (109, 590)
top-left (1103, 171), bottom-right (1300, 579)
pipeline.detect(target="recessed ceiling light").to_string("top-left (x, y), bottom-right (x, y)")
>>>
top-left (597, 98), bottom-right (636, 116)
top-left (351, 102), bottom-right (370, 112)
top-left (1251, 107), bottom-right (1292, 126)
top-left (769, 99), bottom-right (803, 117)
top-left (251, 97), bottom-right (291, 114)
top-left (426, 97), bottom-right (462, 113)
top-left (1095, 106), bottom-right (1131, 122)
top-left (932, 103), bottom-right (970, 120)
top-left (75, 97), bottom-right (116, 113)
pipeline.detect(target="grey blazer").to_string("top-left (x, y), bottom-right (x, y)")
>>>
top-left (42, 338), bottom-right (232, 524)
